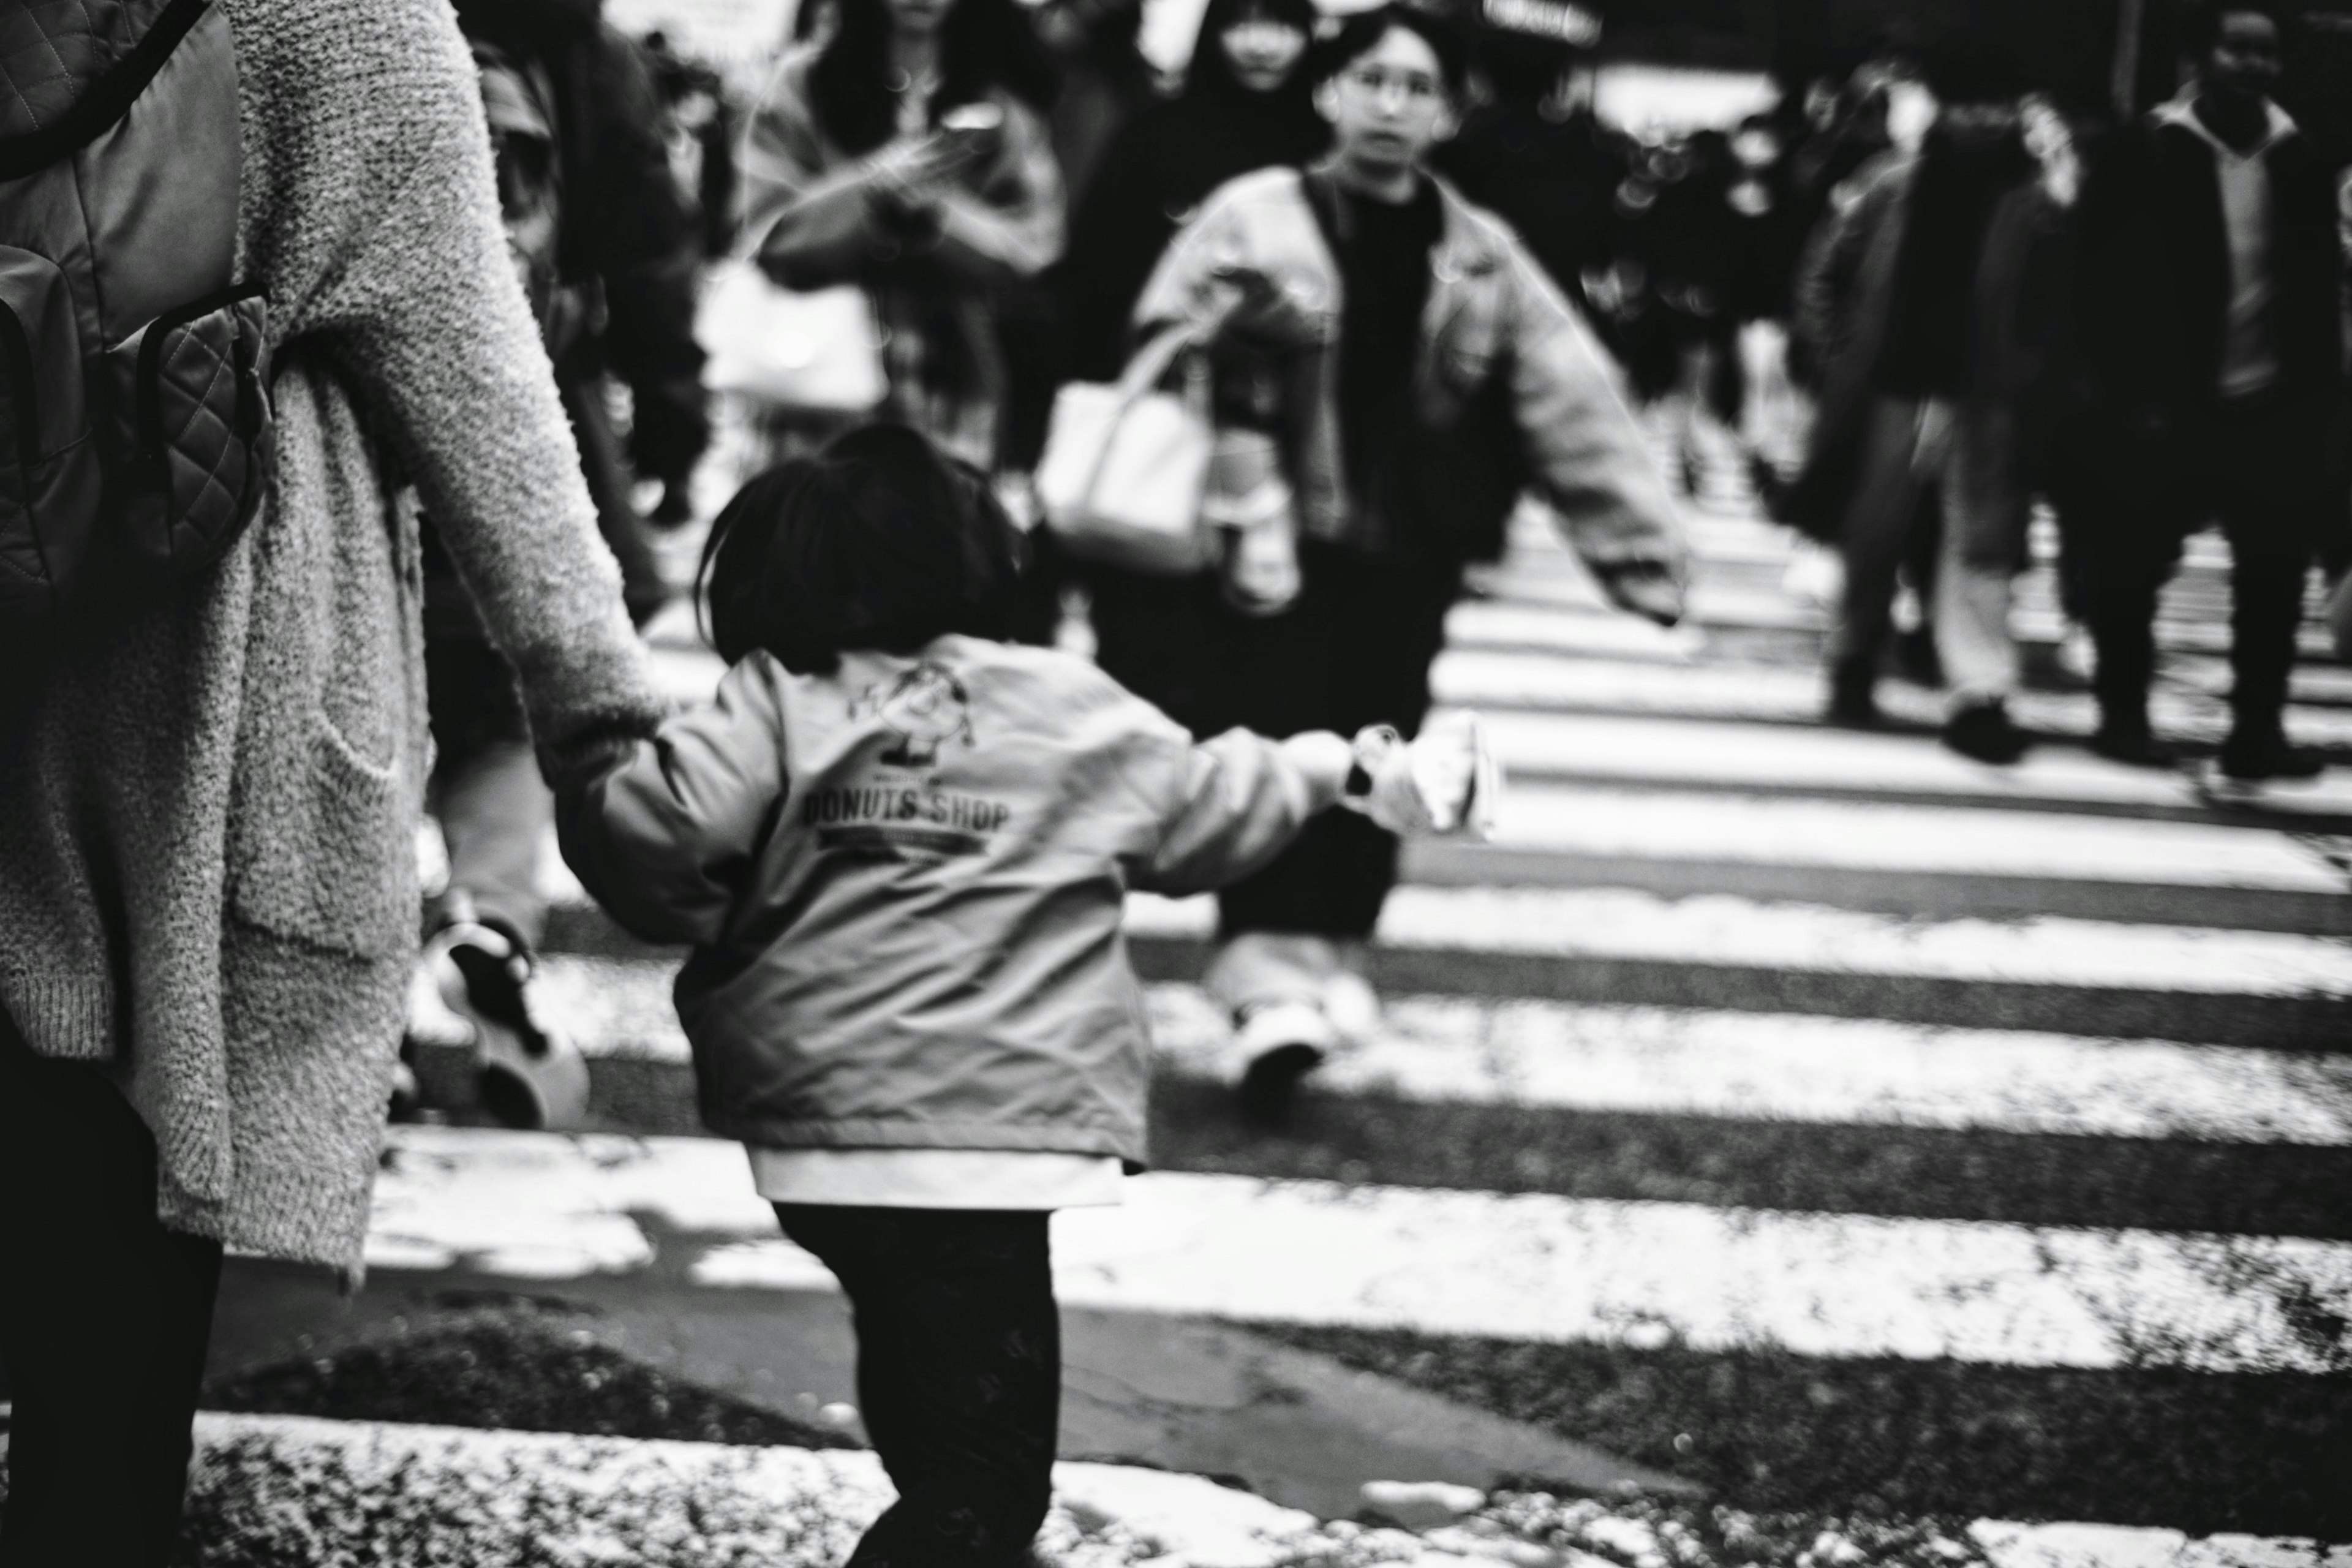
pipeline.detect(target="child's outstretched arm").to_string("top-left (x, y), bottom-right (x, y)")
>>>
top-left (554, 656), bottom-right (792, 947)
top-left (1128, 729), bottom-right (1354, 897)
top-left (1128, 715), bottom-right (1495, 897)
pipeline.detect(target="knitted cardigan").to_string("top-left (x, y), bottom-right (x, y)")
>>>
top-left (0, 0), bottom-right (666, 1271)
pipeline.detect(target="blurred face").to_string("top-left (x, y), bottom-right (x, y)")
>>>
top-left (1316, 26), bottom-right (1455, 178)
top-left (884, 0), bottom-right (957, 40)
top-left (1220, 16), bottom-right (1310, 92)
top-left (2203, 10), bottom-right (2282, 103)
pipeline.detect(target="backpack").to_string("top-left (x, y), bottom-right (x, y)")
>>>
top-left (0, 0), bottom-right (271, 641)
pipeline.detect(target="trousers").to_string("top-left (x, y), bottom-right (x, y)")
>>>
top-left (425, 636), bottom-right (554, 946)
top-left (1198, 542), bottom-right (1462, 940)
top-left (1826, 394), bottom-right (2030, 711)
top-left (2062, 390), bottom-right (2331, 740)
top-left (0, 1017), bottom-right (223, 1568)
top-left (774, 1207), bottom-right (1058, 1567)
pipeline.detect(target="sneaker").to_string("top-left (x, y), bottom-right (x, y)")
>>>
top-left (424, 919), bottom-right (590, 1131)
top-left (2089, 723), bottom-right (2178, 769)
top-left (1825, 665), bottom-right (1881, 729)
top-left (1943, 701), bottom-right (2030, 765)
top-left (1232, 1001), bottom-right (1335, 1126)
top-left (2218, 731), bottom-right (2326, 783)
top-left (1321, 970), bottom-right (1382, 1049)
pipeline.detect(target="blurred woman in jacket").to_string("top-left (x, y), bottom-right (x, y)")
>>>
top-left (739, 0), bottom-right (1065, 467)
top-left (1056, 0), bottom-right (1327, 725)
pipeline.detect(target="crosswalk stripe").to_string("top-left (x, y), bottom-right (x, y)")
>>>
top-left (363, 1128), bottom-right (2352, 1374)
top-left (1469, 710), bottom-right (2352, 817)
top-left (1123, 886), bottom-right (2352, 1000)
top-left (173, 1414), bottom-right (2352, 1568)
top-left (1432, 649), bottom-right (2352, 747)
top-left (528, 958), bottom-right (2352, 1147)
top-left (1483, 785), bottom-right (2344, 892)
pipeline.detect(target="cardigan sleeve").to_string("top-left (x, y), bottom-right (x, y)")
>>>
top-left (309, 2), bottom-right (663, 785)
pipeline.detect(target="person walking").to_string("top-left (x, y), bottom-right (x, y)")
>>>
top-left (405, 2), bottom-right (710, 1125)
top-left (737, 0), bottom-right (1065, 470)
top-left (1132, 3), bottom-right (1686, 1113)
top-left (558, 424), bottom-right (1487, 1568)
top-left (1790, 56), bottom-right (2056, 763)
top-left (1055, 0), bottom-right (1327, 725)
top-left (0, 1), bottom-right (665, 1563)
top-left (2066, 0), bottom-right (2343, 778)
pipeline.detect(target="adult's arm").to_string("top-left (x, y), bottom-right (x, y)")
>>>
top-left (921, 97), bottom-right (1066, 287)
top-left (1497, 229), bottom-right (1691, 625)
top-left (557, 656), bottom-right (792, 947)
top-left (313, 1), bottom-right (663, 785)
top-left (740, 56), bottom-right (891, 287)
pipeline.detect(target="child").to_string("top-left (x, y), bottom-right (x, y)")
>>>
top-left (557, 424), bottom-right (1486, 1565)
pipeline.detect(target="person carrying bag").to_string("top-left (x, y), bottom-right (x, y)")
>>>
top-left (1040, 291), bottom-right (1303, 610)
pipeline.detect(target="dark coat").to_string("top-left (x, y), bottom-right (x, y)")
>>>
top-left (1780, 147), bottom-right (2064, 541)
top-left (2127, 101), bottom-right (2342, 421)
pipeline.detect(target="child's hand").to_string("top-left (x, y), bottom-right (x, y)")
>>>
top-left (1343, 712), bottom-right (1498, 839)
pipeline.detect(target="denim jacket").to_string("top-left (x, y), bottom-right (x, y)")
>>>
top-left (1134, 164), bottom-right (1686, 601)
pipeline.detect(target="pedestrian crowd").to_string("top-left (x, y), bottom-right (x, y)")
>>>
top-left (0, 0), bottom-right (2345, 1565)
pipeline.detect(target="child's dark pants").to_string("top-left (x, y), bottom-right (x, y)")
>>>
top-left (774, 1205), bottom-right (1059, 1566)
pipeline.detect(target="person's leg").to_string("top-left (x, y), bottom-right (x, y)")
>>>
top-left (774, 1207), bottom-right (1059, 1567)
top-left (2214, 396), bottom-right (2326, 777)
top-left (1, 1017), bottom-right (224, 1568)
top-left (2073, 420), bottom-right (2185, 756)
top-left (1934, 400), bottom-right (2031, 761)
top-left (1824, 396), bottom-right (1925, 720)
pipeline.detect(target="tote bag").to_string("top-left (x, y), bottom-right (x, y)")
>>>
top-left (1036, 323), bottom-right (1215, 575)
top-left (695, 257), bottom-right (887, 417)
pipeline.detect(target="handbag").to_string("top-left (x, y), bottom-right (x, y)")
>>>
top-left (695, 257), bottom-right (887, 417)
top-left (1036, 323), bottom-right (1216, 575)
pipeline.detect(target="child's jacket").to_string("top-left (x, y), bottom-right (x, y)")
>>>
top-left (559, 636), bottom-right (1322, 1165)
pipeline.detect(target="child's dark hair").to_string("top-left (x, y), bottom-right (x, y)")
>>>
top-left (698, 424), bottom-right (1030, 675)
top-left (1311, 2), bottom-right (1468, 97)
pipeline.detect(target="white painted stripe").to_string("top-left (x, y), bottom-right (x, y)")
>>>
top-left (172, 1413), bottom-right (2352, 1565)
top-left (1488, 785), bottom-right (2346, 892)
top-left (1972, 1521), bottom-right (2352, 1568)
top-left (185, 1413), bottom-right (1321, 1567)
top-left (1139, 986), bottom-right (2352, 1146)
top-left (1123, 886), bottom-right (2352, 998)
top-left (1433, 650), bottom-right (2352, 748)
top-left (1470, 710), bottom-right (2352, 817)
top-left (364, 1128), bottom-right (2352, 1372)
top-left (533, 958), bottom-right (2352, 1144)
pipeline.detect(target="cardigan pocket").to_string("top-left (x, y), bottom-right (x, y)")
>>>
top-left (224, 361), bottom-right (422, 962)
top-left (226, 705), bottom-right (418, 961)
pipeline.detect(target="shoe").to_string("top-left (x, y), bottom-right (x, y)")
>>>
top-left (424, 919), bottom-right (590, 1131)
top-left (1825, 665), bottom-right (1880, 729)
top-left (2218, 731), bottom-right (2325, 783)
top-left (2089, 723), bottom-right (2179, 769)
top-left (1231, 1001), bottom-right (1335, 1126)
top-left (1321, 969), bottom-right (1382, 1049)
top-left (1943, 701), bottom-right (2030, 765)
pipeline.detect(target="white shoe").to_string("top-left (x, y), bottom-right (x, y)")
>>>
top-left (1231, 1001), bottom-right (1335, 1124)
top-left (424, 921), bottom-right (590, 1131)
top-left (1321, 969), bottom-right (1382, 1049)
